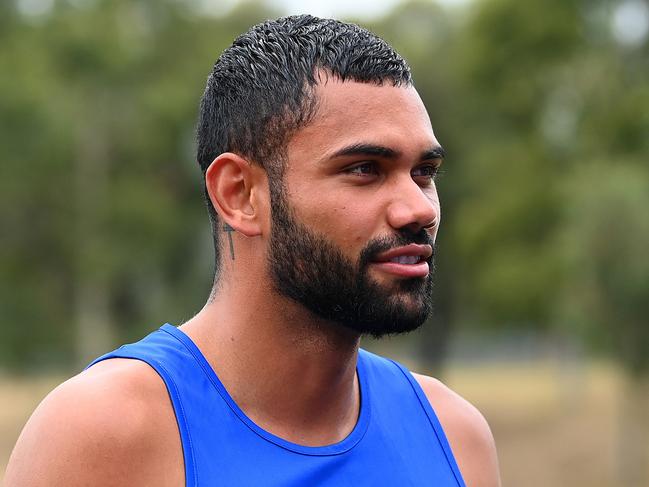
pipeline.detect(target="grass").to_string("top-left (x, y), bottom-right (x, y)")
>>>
top-left (444, 361), bottom-right (622, 487)
top-left (0, 361), bottom-right (641, 486)
top-left (1, 373), bottom-right (66, 482)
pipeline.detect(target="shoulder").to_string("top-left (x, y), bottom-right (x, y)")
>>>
top-left (5, 359), bottom-right (183, 487)
top-left (413, 373), bottom-right (502, 487)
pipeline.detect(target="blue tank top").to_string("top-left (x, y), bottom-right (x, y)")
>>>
top-left (88, 324), bottom-right (466, 486)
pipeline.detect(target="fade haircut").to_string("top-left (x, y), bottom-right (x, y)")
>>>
top-left (196, 14), bottom-right (412, 279)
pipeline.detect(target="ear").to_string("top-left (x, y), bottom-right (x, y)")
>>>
top-left (205, 153), bottom-right (266, 237)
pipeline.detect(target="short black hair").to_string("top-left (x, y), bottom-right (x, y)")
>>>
top-left (196, 14), bottom-right (412, 279)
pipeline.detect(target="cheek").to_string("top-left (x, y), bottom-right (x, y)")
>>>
top-left (286, 177), bottom-right (378, 250)
top-left (300, 200), bottom-right (370, 252)
top-left (325, 205), bottom-right (368, 245)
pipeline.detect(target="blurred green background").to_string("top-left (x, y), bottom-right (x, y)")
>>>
top-left (1, 0), bottom-right (648, 485)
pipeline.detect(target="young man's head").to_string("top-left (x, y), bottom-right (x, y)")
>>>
top-left (197, 15), bottom-right (444, 337)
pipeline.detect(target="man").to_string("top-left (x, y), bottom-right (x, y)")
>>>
top-left (6, 15), bottom-right (500, 486)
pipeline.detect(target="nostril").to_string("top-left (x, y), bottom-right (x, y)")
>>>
top-left (422, 220), bottom-right (437, 230)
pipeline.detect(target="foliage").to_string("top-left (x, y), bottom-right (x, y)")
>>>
top-left (1, 0), bottom-right (647, 375)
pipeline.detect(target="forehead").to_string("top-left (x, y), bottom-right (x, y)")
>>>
top-left (287, 79), bottom-right (437, 165)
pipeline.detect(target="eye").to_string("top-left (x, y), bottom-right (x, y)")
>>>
top-left (345, 162), bottom-right (378, 176)
top-left (411, 164), bottom-right (441, 182)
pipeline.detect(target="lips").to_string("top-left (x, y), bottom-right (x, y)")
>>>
top-left (372, 244), bottom-right (433, 264)
top-left (370, 244), bottom-right (433, 278)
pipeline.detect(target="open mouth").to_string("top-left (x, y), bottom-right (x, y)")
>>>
top-left (370, 244), bottom-right (432, 278)
top-left (372, 243), bottom-right (432, 264)
top-left (386, 255), bottom-right (425, 265)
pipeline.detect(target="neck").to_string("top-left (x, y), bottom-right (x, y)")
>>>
top-left (180, 273), bottom-right (362, 446)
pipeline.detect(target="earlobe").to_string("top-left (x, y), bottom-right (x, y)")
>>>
top-left (205, 153), bottom-right (264, 237)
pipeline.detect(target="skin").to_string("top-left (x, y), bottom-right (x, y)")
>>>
top-left (5, 79), bottom-right (501, 486)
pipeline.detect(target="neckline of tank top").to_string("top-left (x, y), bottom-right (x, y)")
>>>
top-left (160, 323), bottom-right (372, 456)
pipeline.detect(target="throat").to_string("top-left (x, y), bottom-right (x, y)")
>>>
top-left (238, 360), bottom-right (362, 447)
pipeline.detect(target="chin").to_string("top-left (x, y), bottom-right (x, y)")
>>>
top-left (341, 302), bottom-right (431, 339)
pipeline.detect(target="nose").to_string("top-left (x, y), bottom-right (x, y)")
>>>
top-left (386, 177), bottom-right (440, 235)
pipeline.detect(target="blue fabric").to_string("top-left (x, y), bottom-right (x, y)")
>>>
top-left (88, 324), bottom-right (466, 486)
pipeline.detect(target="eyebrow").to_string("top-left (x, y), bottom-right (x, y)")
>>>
top-left (422, 146), bottom-right (446, 161)
top-left (329, 143), bottom-right (446, 162)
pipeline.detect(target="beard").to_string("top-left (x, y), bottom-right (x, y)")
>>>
top-left (266, 187), bottom-right (435, 338)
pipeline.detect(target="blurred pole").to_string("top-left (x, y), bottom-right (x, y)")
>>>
top-left (418, 314), bottom-right (451, 377)
top-left (616, 375), bottom-right (649, 487)
top-left (417, 245), bottom-right (455, 377)
top-left (555, 332), bottom-right (585, 415)
top-left (74, 92), bottom-right (113, 367)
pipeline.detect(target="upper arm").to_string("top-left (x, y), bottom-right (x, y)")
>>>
top-left (413, 373), bottom-right (501, 487)
top-left (5, 360), bottom-right (183, 487)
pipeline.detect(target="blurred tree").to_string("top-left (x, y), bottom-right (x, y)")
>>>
top-left (1, 7), bottom-right (648, 481)
top-left (0, 0), bottom-right (277, 368)
top-left (445, 0), bottom-right (649, 483)
top-left (445, 0), bottom-right (583, 332)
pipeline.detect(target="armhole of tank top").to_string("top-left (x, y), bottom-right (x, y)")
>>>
top-left (87, 354), bottom-right (198, 487)
top-left (387, 359), bottom-right (467, 487)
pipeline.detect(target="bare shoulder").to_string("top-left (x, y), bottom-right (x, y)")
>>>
top-left (413, 373), bottom-right (502, 487)
top-left (5, 359), bottom-right (183, 487)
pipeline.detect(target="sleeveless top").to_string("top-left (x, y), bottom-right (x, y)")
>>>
top-left (88, 324), bottom-right (466, 486)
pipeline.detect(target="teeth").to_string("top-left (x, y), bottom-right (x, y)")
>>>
top-left (389, 255), bottom-right (420, 264)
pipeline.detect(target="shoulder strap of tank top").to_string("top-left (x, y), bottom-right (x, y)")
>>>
top-left (385, 358), bottom-right (467, 487)
top-left (85, 325), bottom-right (198, 487)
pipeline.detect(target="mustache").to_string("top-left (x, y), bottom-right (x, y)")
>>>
top-left (358, 228), bottom-right (435, 267)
